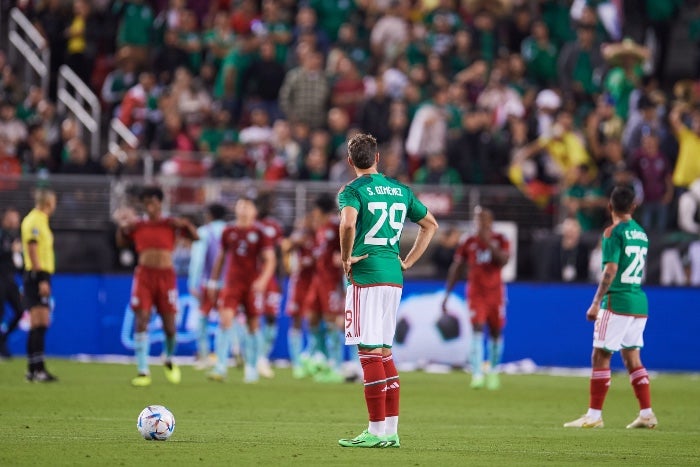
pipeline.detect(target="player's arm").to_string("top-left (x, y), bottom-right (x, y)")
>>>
top-left (401, 211), bottom-right (439, 271)
top-left (586, 261), bottom-right (619, 321)
top-left (172, 217), bottom-right (199, 241)
top-left (207, 249), bottom-right (225, 302)
top-left (252, 248), bottom-right (276, 293)
top-left (339, 206), bottom-right (367, 276)
top-left (669, 101), bottom-right (688, 137)
top-left (488, 239), bottom-right (510, 267)
top-left (442, 255), bottom-right (466, 311)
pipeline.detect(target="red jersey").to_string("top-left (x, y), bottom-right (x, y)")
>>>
top-left (455, 232), bottom-right (509, 299)
top-left (313, 218), bottom-right (342, 288)
top-left (221, 222), bottom-right (274, 283)
top-left (259, 217), bottom-right (284, 247)
top-left (127, 218), bottom-right (178, 253)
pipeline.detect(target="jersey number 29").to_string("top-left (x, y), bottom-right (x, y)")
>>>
top-left (364, 202), bottom-right (407, 246)
top-left (621, 245), bottom-right (647, 285)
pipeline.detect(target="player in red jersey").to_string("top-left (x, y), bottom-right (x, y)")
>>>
top-left (255, 194), bottom-right (285, 378)
top-left (302, 194), bottom-right (345, 383)
top-left (443, 206), bottom-right (510, 390)
top-left (115, 186), bottom-right (198, 387)
top-left (281, 213), bottom-right (316, 378)
top-left (208, 197), bottom-right (276, 383)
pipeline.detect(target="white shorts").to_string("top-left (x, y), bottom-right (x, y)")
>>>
top-left (344, 284), bottom-right (402, 348)
top-left (593, 309), bottom-right (647, 352)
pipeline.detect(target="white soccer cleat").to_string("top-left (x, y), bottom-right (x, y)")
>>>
top-left (626, 414), bottom-right (658, 429)
top-left (257, 358), bottom-right (275, 379)
top-left (563, 415), bottom-right (604, 428)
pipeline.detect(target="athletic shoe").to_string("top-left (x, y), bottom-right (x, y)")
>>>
top-left (626, 414), bottom-right (658, 429)
top-left (292, 366), bottom-right (305, 379)
top-left (163, 361), bottom-right (181, 384)
top-left (382, 433), bottom-right (401, 448)
top-left (25, 371), bottom-right (35, 382)
top-left (243, 365), bottom-right (259, 384)
top-left (257, 358), bottom-right (275, 379)
top-left (314, 368), bottom-right (345, 384)
top-left (131, 374), bottom-right (152, 387)
top-left (470, 374), bottom-right (485, 389)
top-left (33, 370), bottom-right (58, 383)
top-left (206, 370), bottom-right (226, 382)
top-left (338, 430), bottom-right (386, 448)
top-left (194, 357), bottom-right (211, 371)
top-left (486, 372), bottom-right (501, 390)
top-left (563, 415), bottom-right (604, 428)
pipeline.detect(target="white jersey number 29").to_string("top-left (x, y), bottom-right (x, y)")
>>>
top-left (620, 245), bottom-right (647, 285)
top-left (364, 202), bottom-right (407, 246)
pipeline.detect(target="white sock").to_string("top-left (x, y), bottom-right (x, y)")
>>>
top-left (385, 416), bottom-right (398, 436)
top-left (640, 408), bottom-right (653, 417)
top-left (368, 420), bottom-right (385, 437)
top-left (586, 408), bottom-right (602, 420)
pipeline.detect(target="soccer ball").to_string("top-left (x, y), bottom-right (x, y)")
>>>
top-left (137, 405), bottom-right (175, 441)
top-left (392, 291), bottom-right (472, 368)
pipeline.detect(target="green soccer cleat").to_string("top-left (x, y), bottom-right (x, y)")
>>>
top-left (338, 430), bottom-right (386, 448)
top-left (164, 362), bottom-right (181, 384)
top-left (486, 372), bottom-right (501, 390)
top-left (292, 366), bottom-right (306, 379)
top-left (382, 433), bottom-right (400, 448)
top-left (131, 374), bottom-right (152, 387)
top-left (470, 374), bottom-right (485, 389)
top-left (313, 368), bottom-right (345, 384)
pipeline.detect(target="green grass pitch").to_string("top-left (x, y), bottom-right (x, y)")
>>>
top-left (1, 360), bottom-right (698, 466)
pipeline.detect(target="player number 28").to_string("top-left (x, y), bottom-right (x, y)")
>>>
top-left (364, 202), bottom-right (407, 246)
top-left (621, 245), bottom-right (647, 285)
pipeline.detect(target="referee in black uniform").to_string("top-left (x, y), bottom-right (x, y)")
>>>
top-left (0, 207), bottom-right (23, 358)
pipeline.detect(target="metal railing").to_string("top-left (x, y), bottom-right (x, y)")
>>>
top-left (6, 7), bottom-right (49, 95)
top-left (57, 65), bottom-right (102, 158)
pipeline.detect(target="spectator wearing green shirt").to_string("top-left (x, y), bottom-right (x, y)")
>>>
top-left (115, 0), bottom-right (155, 66)
top-left (309, 0), bottom-right (356, 43)
top-left (563, 164), bottom-right (607, 232)
top-left (203, 11), bottom-right (236, 72)
top-left (602, 39), bottom-right (650, 120)
top-left (521, 20), bottom-right (558, 88)
top-left (413, 152), bottom-right (462, 186)
top-left (557, 23), bottom-right (606, 106)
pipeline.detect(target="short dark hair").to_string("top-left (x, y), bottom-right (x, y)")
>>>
top-left (347, 133), bottom-right (377, 169)
top-left (314, 193), bottom-right (337, 214)
top-left (610, 186), bottom-right (636, 213)
top-left (206, 203), bottom-right (227, 221)
top-left (139, 185), bottom-right (164, 201)
top-left (255, 192), bottom-right (273, 218)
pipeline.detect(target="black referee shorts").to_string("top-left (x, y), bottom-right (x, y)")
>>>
top-left (23, 271), bottom-right (51, 310)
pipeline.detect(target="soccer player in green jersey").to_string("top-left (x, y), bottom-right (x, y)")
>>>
top-left (564, 186), bottom-right (658, 429)
top-left (337, 133), bottom-right (439, 448)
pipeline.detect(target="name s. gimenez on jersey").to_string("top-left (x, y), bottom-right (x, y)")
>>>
top-left (624, 230), bottom-right (648, 241)
top-left (367, 186), bottom-right (403, 197)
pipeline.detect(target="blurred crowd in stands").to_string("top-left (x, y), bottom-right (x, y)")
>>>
top-left (1, 0), bottom-right (700, 243)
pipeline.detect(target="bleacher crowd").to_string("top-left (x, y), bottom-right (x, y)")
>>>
top-left (1, 0), bottom-right (700, 244)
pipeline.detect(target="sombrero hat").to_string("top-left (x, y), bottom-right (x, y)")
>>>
top-left (602, 38), bottom-right (650, 66)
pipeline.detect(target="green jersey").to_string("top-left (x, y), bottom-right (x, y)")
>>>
top-left (337, 174), bottom-right (428, 286)
top-left (600, 220), bottom-right (649, 316)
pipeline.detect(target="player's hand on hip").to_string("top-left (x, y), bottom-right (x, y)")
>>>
top-left (586, 304), bottom-right (600, 321)
top-left (343, 254), bottom-right (368, 276)
top-left (38, 280), bottom-right (50, 298)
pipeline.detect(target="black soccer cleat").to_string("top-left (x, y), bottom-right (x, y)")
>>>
top-left (33, 370), bottom-right (58, 383)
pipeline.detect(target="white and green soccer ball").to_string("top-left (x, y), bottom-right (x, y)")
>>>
top-left (137, 405), bottom-right (175, 441)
